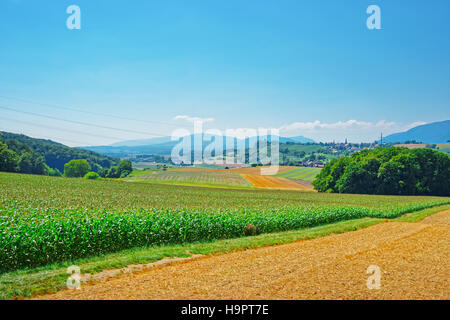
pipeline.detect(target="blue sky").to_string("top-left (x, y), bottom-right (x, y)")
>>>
top-left (0, 0), bottom-right (449, 145)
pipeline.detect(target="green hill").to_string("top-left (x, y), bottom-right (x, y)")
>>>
top-left (0, 131), bottom-right (119, 173)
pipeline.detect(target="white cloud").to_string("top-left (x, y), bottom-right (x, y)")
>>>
top-left (402, 121), bottom-right (427, 131)
top-left (279, 120), bottom-right (425, 142)
top-left (173, 115), bottom-right (215, 124)
top-left (171, 116), bottom-right (427, 143)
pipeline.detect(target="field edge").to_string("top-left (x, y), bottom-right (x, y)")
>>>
top-left (1, 203), bottom-right (447, 300)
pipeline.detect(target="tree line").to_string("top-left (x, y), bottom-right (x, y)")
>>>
top-left (0, 139), bottom-right (61, 176)
top-left (0, 138), bottom-right (133, 180)
top-left (63, 159), bottom-right (132, 179)
top-left (313, 147), bottom-right (450, 196)
top-left (0, 131), bottom-right (124, 177)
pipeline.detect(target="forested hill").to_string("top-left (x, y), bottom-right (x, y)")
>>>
top-left (0, 131), bottom-right (119, 172)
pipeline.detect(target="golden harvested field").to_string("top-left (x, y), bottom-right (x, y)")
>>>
top-left (150, 166), bottom-right (311, 190)
top-left (395, 143), bottom-right (450, 149)
top-left (394, 144), bottom-right (429, 149)
top-left (36, 210), bottom-right (450, 300)
top-left (241, 174), bottom-right (313, 191)
top-left (226, 166), bottom-right (298, 175)
top-left (170, 166), bottom-right (298, 174)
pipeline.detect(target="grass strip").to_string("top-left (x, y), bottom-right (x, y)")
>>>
top-left (394, 204), bottom-right (450, 222)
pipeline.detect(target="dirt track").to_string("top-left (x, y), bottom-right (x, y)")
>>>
top-left (37, 210), bottom-right (450, 300)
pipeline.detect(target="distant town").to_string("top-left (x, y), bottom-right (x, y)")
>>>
top-left (125, 140), bottom-right (450, 170)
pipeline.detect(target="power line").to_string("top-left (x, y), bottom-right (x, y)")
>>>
top-left (0, 115), bottom-right (124, 142)
top-left (0, 94), bottom-right (191, 128)
top-left (0, 105), bottom-right (166, 137)
top-left (0, 125), bottom-right (89, 146)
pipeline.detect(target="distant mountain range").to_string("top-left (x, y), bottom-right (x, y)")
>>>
top-left (83, 120), bottom-right (450, 158)
top-left (109, 136), bottom-right (173, 147)
top-left (83, 135), bottom-right (315, 157)
top-left (382, 120), bottom-right (450, 144)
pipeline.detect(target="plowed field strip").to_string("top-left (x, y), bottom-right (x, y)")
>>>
top-left (170, 166), bottom-right (298, 174)
top-left (36, 210), bottom-right (450, 300)
top-left (241, 174), bottom-right (312, 190)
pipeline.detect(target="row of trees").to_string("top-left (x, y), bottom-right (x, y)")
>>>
top-left (313, 147), bottom-right (450, 196)
top-left (99, 160), bottom-right (132, 178)
top-left (63, 159), bottom-right (132, 179)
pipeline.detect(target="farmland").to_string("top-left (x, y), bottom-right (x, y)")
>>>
top-left (126, 169), bottom-right (252, 188)
top-left (1, 172), bottom-right (449, 274)
top-left (241, 174), bottom-right (311, 190)
top-left (394, 143), bottom-right (450, 154)
top-left (38, 209), bottom-right (450, 300)
top-left (274, 167), bottom-right (322, 181)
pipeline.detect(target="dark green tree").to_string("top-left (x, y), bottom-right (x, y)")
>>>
top-left (313, 157), bottom-right (350, 192)
top-left (313, 147), bottom-right (449, 196)
top-left (17, 152), bottom-right (34, 174)
top-left (336, 157), bottom-right (380, 194)
top-left (377, 153), bottom-right (420, 195)
top-left (0, 142), bottom-right (18, 172)
top-left (104, 160), bottom-right (133, 178)
top-left (46, 165), bottom-right (62, 177)
top-left (64, 159), bottom-right (92, 178)
top-left (118, 160), bottom-right (132, 175)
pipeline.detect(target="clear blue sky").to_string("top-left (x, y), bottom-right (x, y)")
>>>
top-left (0, 0), bottom-right (449, 145)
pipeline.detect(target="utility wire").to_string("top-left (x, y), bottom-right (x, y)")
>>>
top-left (0, 115), bottom-right (124, 142)
top-left (0, 105), bottom-right (167, 137)
top-left (0, 124), bottom-right (89, 146)
top-left (0, 94), bottom-right (191, 128)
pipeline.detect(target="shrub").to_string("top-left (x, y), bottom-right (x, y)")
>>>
top-left (84, 171), bottom-right (100, 180)
top-left (244, 224), bottom-right (259, 236)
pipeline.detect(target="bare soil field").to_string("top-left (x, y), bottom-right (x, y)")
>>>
top-left (36, 210), bottom-right (450, 300)
top-left (170, 166), bottom-right (298, 175)
top-left (226, 166), bottom-right (298, 175)
top-left (394, 143), bottom-right (429, 149)
top-left (291, 179), bottom-right (314, 189)
top-left (395, 143), bottom-right (450, 149)
top-left (241, 174), bottom-right (312, 190)
top-left (163, 167), bottom-right (312, 190)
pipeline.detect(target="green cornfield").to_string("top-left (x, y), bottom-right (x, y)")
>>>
top-left (1, 172), bottom-right (449, 273)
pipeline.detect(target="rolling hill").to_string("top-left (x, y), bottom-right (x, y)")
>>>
top-left (382, 120), bottom-right (450, 143)
top-left (0, 131), bottom-right (119, 172)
